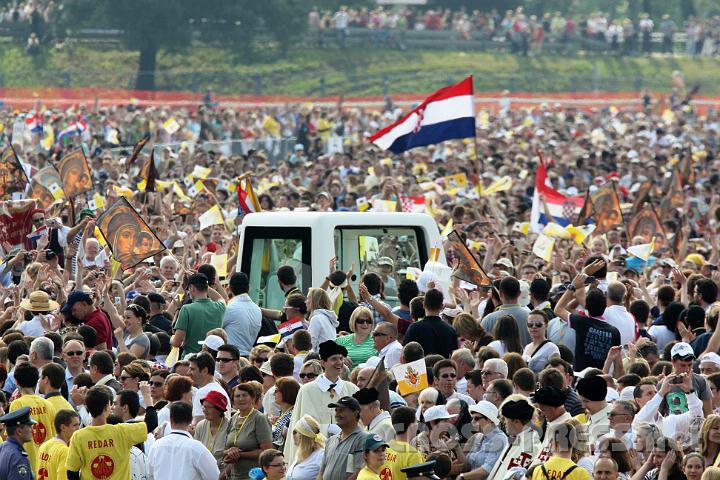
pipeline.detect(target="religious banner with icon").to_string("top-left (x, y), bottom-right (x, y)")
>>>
top-left (96, 197), bottom-right (166, 270)
top-left (446, 230), bottom-right (490, 286)
top-left (57, 148), bottom-right (93, 198)
top-left (0, 145), bottom-right (28, 201)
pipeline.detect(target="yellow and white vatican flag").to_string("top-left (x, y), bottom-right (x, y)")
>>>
top-left (392, 359), bottom-right (429, 395)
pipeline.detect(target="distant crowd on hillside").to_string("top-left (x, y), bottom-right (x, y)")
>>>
top-left (309, 6), bottom-right (720, 57)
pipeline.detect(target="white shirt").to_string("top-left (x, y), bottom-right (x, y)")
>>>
top-left (379, 340), bottom-right (402, 369)
top-left (193, 382), bottom-right (230, 418)
top-left (222, 294), bottom-right (262, 356)
top-left (147, 429), bottom-right (220, 480)
top-left (286, 448), bottom-right (324, 480)
top-left (603, 305), bottom-right (637, 345)
top-left (18, 315), bottom-right (45, 337)
top-left (648, 324), bottom-right (676, 351)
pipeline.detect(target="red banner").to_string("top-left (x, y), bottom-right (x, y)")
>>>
top-left (0, 200), bottom-right (36, 247)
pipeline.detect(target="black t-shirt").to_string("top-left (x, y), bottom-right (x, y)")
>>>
top-left (568, 313), bottom-right (621, 372)
top-left (146, 314), bottom-right (173, 335)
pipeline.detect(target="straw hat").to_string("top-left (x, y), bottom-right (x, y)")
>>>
top-left (19, 291), bottom-right (60, 313)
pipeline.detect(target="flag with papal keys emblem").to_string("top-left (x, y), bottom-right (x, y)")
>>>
top-left (369, 76), bottom-right (475, 153)
top-left (392, 359), bottom-right (429, 395)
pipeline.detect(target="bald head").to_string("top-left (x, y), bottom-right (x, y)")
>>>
top-left (593, 458), bottom-right (618, 480)
top-left (357, 367), bottom-right (375, 389)
top-left (607, 282), bottom-right (626, 304)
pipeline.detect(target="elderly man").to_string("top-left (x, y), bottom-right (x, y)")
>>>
top-left (29, 337), bottom-right (55, 370)
top-left (373, 322), bottom-right (402, 369)
top-left (593, 458), bottom-right (619, 480)
top-left (464, 401), bottom-right (508, 479)
top-left (599, 400), bottom-right (636, 450)
top-left (62, 339), bottom-right (87, 395)
top-left (451, 348), bottom-right (475, 395)
top-left (353, 387), bottom-right (394, 441)
top-left (700, 352), bottom-right (720, 376)
top-left (480, 358), bottom-right (508, 390)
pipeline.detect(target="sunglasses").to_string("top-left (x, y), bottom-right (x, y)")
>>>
top-left (356, 319), bottom-right (373, 325)
top-left (254, 357), bottom-right (268, 364)
top-left (440, 373), bottom-right (457, 379)
top-left (527, 322), bottom-right (545, 328)
top-left (120, 376), bottom-right (133, 381)
top-left (148, 381), bottom-right (164, 387)
top-left (216, 357), bottom-right (235, 363)
top-left (64, 351), bottom-right (84, 357)
top-left (299, 373), bottom-right (317, 379)
top-left (372, 332), bottom-right (388, 337)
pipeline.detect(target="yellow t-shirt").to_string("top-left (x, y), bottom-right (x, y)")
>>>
top-left (357, 466), bottom-right (381, 480)
top-left (66, 422), bottom-right (147, 480)
top-left (46, 395), bottom-right (75, 416)
top-left (10, 394), bottom-right (58, 473)
top-left (532, 457), bottom-right (591, 480)
top-left (37, 437), bottom-right (69, 480)
top-left (383, 440), bottom-right (424, 480)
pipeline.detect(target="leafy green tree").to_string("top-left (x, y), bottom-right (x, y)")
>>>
top-left (62, 0), bottom-right (306, 90)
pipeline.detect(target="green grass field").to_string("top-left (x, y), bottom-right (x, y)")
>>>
top-left (1, 45), bottom-right (718, 96)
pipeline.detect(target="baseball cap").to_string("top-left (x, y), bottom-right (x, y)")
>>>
top-left (671, 342), bottom-right (695, 360)
top-left (423, 405), bottom-right (458, 423)
top-left (378, 257), bottom-right (394, 267)
top-left (328, 396), bottom-right (361, 412)
top-left (60, 290), bottom-right (93, 313)
top-left (700, 352), bottom-right (720, 368)
top-left (198, 335), bottom-right (225, 351)
top-left (364, 433), bottom-right (388, 451)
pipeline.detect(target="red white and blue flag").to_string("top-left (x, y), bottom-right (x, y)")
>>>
top-left (278, 317), bottom-right (305, 339)
top-left (25, 113), bottom-right (43, 134)
top-left (530, 162), bottom-right (584, 232)
top-left (369, 76), bottom-right (475, 153)
top-left (57, 119), bottom-right (88, 143)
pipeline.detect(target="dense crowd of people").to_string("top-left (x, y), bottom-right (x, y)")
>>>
top-left (1, 81), bottom-right (720, 480)
top-left (310, 5), bottom-right (720, 56)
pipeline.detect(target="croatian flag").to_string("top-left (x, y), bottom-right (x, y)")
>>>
top-left (57, 119), bottom-right (88, 142)
top-left (369, 76), bottom-right (475, 153)
top-left (25, 113), bottom-right (43, 134)
top-left (278, 317), bottom-right (304, 339)
top-left (530, 162), bottom-right (584, 232)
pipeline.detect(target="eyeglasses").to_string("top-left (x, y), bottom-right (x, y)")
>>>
top-left (372, 332), bottom-right (388, 337)
top-left (64, 351), bottom-right (84, 357)
top-left (356, 319), bottom-right (373, 325)
top-left (120, 376), bottom-right (133, 381)
top-left (216, 357), bottom-right (235, 363)
top-left (480, 371), bottom-right (497, 377)
top-left (440, 373), bottom-right (457, 379)
top-left (267, 463), bottom-right (286, 468)
top-left (299, 373), bottom-right (317, 379)
top-left (148, 381), bottom-right (164, 387)
top-left (608, 411), bottom-right (627, 417)
top-left (527, 322), bottom-right (545, 328)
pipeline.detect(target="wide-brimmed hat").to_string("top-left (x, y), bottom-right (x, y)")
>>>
top-left (20, 291), bottom-right (59, 313)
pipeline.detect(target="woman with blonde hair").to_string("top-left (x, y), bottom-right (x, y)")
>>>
top-left (700, 415), bottom-right (720, 468)
top-left (334, 307), bottom-right (377, 368)
top-left (567, 418), bottom-right (594, 475)
top-left (703, 467), bottom-right (720, 480)
top-left (305, 288), bottom-right (338, 351)
top-left (286, 415), bottom-right (325, 480)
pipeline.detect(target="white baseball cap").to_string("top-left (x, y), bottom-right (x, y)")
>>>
top-left (469, 400), bottom-right (500, 425)
top-left (198, 335), bottom-right (225, 351)
top-left (423, 405), bottom-right (458, 423)
top-left (670, 342), bottom-right (695, 359)
top-left (700, 352), bottom-right (720, 367)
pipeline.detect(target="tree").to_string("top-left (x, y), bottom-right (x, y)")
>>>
top-left (62, 0), bottom-right (306, 90)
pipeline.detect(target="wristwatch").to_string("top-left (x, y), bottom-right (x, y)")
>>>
top-left (568, 285), bottom-right (577, 292)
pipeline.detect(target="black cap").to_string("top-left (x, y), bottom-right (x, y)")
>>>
top-left (147, 293), bottom-right (166, 304)
top-left (531, 386), bottom-right (567, 407)
top-left (60, 290), bottom-right (93, 313)
top-left (328, 396), bottom-right (361, 411)
top-left (401, 461), bottom-right (440, 479)
top-left (576, 375), bottom-right (607, 402)
top-left (500, 399), bottom-right (535, 422)
top-left (319, 340), bottom-right (348, 360)
top-left (187, 273), bottom-right (209, 287)
top-left (353, 387), bottom-right (379, 406)
top-left (0, 407), bottom-right (36, 427)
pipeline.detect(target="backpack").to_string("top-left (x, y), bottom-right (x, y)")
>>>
top-left (540, 464), bottom-right (578, 480)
